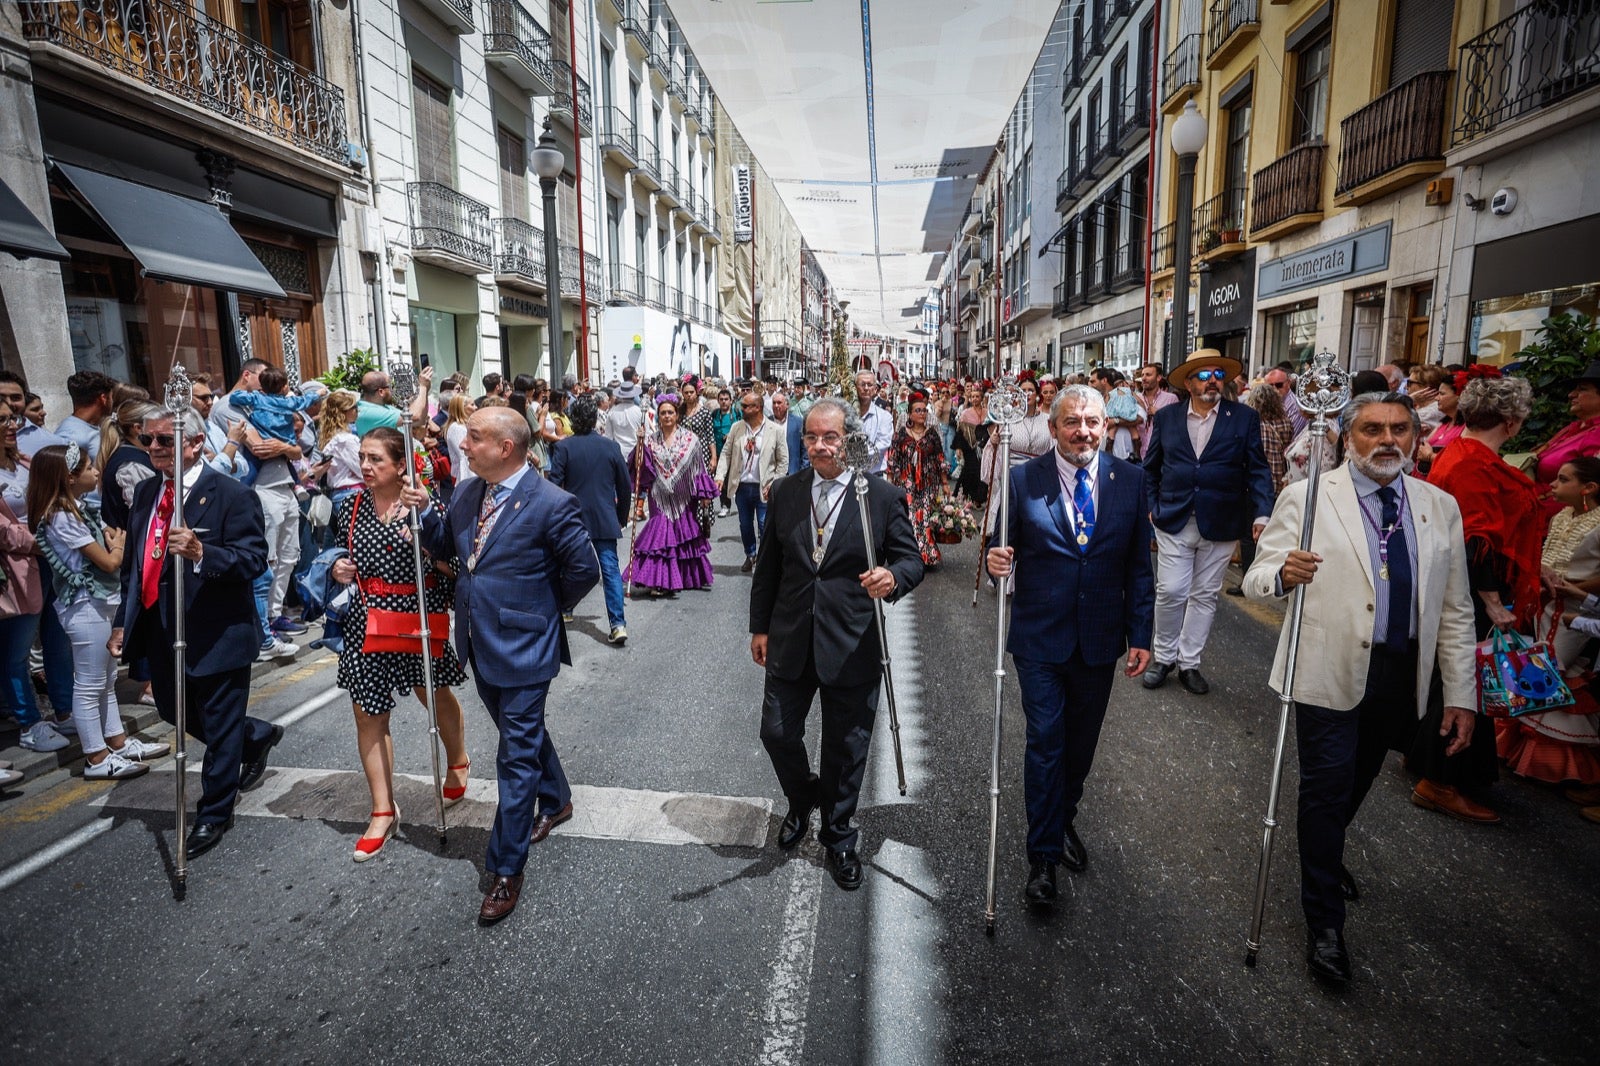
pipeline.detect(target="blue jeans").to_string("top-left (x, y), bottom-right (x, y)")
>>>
top-left (0, 612), bottom-right (43, 727)
top-left (38, 567), bottom-right (72, 712)
top-left (735, 481), bottom-right (766, 559)
top-left (254, 564), bottom-right (274, 645)
top-left (592, 539), bottom-right (626, 629)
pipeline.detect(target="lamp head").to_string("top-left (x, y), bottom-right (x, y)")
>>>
top-left (531, 119), bottom-right (565, 181)
top-left (754, 284), bottom-right (764, 306)
top-left (1170, 99), bottom-right (1208, 158)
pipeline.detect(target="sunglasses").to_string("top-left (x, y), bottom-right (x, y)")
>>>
top-left (193, 393), bottom-right (215, 403)
top-left (138, 433), bottom-right (177, 448)
top-left (1193, 369), bottom-right (1227, 382)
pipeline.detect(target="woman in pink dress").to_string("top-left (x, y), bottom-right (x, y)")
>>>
top-left (1532, 360), bottom-right (1600, 516)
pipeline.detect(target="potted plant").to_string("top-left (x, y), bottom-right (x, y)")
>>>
top-left (1508, 312), bottom-right (1600, 452)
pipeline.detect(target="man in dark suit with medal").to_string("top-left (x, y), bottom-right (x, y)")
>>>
top-left (415, 407), bottom-right (598, 925)
top-left (110, 407), bottom-right (277, 859)
top-left (987, 384), bottom-right (1155, 905)
top-left (750, 398), bottom-right (924, 890)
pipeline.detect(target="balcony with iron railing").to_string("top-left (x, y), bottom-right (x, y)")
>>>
top-left (647, 32), bottom-right (670, 77)
top-left (1162, 34), bottom-right (1201, 112)
top-left (1250, 142), bottom-right (1324, 239)
top-left (1336, 70), bottom-right (1452, 205)
top-left (959, 289), bottom-right (980, 318)
top-left (1090, 117), bottom-right (1121, 176)
top-left (1455, 0), bottom-right (1600, 149)
top-left (1193, 185), bottom-right (1248, 260)
top-left (20, 0), bottom-right (349, 163)
top-left (1052, 280), bottom-right (1073, 318)
top-left (1055, 167), bottom-right (1076, 211)
top-left (1206, 0), bottom-right (1259, 70)
top-left (550, 61), bottom-right (592, 136)
top-left (1151, 220), bottom-right (1175, 277)
top-left (1116, 89), bottom-right (1151, 150)
top-left (1072, 140), bottom-right (1099, 194)
top-left (483, 0), bottom-right (557, 95)
top-left (668, 57), bottom-right (687, 102)
top-left (495, 216), bottom-right (546, 283)
top-left (1109, 231), bottom-right (1144, 294)
top-left (605, 0), bottom-right (624, 18)
top-left (657, 161), bottom-right (681, 207)
top-left (1106, 0), bottom-right (1134, 36)
top-left (557, 244), bottom-right (604, 302)
top-left (1085, 254), bottom-right (1110, 302)
top-left (620, 0), bottom-right (649, 51)
top-left (410, 182), bottom-right (493, 272)
top-left (634, 131), bottom-right (662, 189)
top-left (609, 263), bottom-right (646, 304)
top-left (599, 107), bottom-right (639, 165)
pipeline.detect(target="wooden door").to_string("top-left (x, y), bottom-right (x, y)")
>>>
top-left (236, 296), bottom-right (323, 383)
top-left (1406, 285), bottom-right (1433, 364)
top-left (1349, 302), bottom-right (1382, 372)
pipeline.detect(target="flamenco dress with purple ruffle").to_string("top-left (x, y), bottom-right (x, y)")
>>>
top-left (626, 429), bottom-right (717, 593)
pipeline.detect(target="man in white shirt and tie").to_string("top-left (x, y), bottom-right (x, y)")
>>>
top-left (854, 372), bottom-right (894, 475)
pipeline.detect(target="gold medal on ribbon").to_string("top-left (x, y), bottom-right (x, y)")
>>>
top-left (1077, 532), bottom-right (1088, 546)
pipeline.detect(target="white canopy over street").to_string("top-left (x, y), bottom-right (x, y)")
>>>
top-left (674, 0), bottom-right (1060, 339)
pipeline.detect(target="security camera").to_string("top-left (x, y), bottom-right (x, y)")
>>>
top-left (1490, 187), bottom-right (1517, 216)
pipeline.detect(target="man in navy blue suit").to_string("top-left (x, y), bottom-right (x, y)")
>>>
top-left (416, 407), bottom-right (598, 925)
top-left (548, 395), bottom-right (633, 645)
top-left (1140, 350), bottom-right (1274, 696)
top-left (774, 391), bottom-right (808, 475)
top-left (987, 384), bottom-right (1154, 904)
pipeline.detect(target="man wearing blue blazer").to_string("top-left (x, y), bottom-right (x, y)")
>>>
top-left (774, 391), bottom-right (808, 475)
top-left (415, 407), bottom-right (599, 925)
top-left (987, 384), bottom-right (1154, 904)
top-left (1140, 350), bottom-right (1274, 696)
top-left (548, 395), bottom-right (633, 645)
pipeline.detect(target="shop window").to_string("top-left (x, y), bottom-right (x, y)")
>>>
top-left (1470, 285), bottom-right (1600, 366)
top-left (1267, 303), bottom-right (1318, 369)
top-left (409, 307), bottom-right (459, 379)
top-left (61, 251), bottom-right (227, 391)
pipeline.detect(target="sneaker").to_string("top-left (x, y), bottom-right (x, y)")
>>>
top-left (82, 752), bottom-right (149, 780)
top-left (608, 625), bottom-right (628, 646)
top-left (717, 506), bottom-right (730, 518)
top-left (115, 737), bottom-right (172, 761)
top-left (48, 715), bottom-right (77, 737)
top-left (19, 720), bottom-right (70, 753)
top-left (0, 767), bottom-right (22, 790)
top-left (272, 615), bottom-right (309, 635)
top-left (257, 637), bottom-right (300, 661)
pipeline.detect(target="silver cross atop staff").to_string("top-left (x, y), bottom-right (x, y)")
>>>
top-left (164, 362), bottom-right (193, 416)
top-left (988, 376), bottom-right (1027, 427)
top-left (1294, 350), bottom-right (1352, 423)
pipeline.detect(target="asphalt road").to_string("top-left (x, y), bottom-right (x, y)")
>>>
top-left (1, 514), bottom-right (1594, 1065)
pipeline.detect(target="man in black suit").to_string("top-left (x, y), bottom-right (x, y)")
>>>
top-left (750, 398), bottom-right (925, 891)
top-left (548, 395), bottom-right (633, 645)
top-left (110, 407), bottom-right (279, 859)
top-left (986, 384), bottom-right (1154, 904)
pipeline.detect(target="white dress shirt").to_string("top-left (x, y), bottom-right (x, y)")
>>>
top-left (1186, 402), bottom-right (1220, 457)
top-left (811, 469), bottom-right (852, 557)
top-left (1054, 449), bottom-right (1099, 536)
top-left (858, 403), bottom-right (893, 473)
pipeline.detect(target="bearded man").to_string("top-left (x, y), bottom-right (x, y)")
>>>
top-left (1244, 392), bottom-right (1476, 987)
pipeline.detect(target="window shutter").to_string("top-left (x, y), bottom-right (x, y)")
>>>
top-left (497, 127), bottom-right (528, 221)
top-left (1388, 0), bottom-right (1453, 87)
top-left (411, 71), bottom-right (453, 186)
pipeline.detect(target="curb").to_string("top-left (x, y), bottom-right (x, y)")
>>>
top-left (0, 641), bottom-right (332, 788)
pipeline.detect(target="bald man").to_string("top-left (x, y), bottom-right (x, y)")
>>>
top-left (417, 407), bottom-right (599, 925)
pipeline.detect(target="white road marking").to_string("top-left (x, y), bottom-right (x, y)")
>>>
top-left (757, 861), bottom-right (823, 1066)
top-left (271, 687), bottom-right (346, 728)
top-left (0, 819), bottom-right (114, 893)
top-left (94, 766), bottom-right (774, 849)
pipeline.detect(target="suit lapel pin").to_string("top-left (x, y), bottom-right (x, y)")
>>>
top-left (514, 500), bottom-right (523, 510)
top-left (197, 497), bottom-right (207, 507)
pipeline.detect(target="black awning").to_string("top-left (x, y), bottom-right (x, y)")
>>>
top-left (53, 163), bottom-right (285, 298)
top-left (0, 177), bottom-right (68, 261)
top-left (1038, 221), bottom-right (1069, 256)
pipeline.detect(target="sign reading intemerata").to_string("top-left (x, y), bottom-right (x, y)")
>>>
top-left (1257, 222), bottom-right (1392, 300)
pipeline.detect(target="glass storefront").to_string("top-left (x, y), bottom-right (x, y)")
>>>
top-left (1099, 329), bottom-right (1142, 375)
top-left (1265, 302), bottom-right (1317, 370)
top-left (1470, 284), bottom-right (1599, 366)
top-left (61, 250), bottom-right (228, 391)
top-left (409, 307), bottom-right (460, 378)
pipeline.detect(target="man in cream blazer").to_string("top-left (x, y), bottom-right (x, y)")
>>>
top-left (716, 390), bottom-right (788, 572)
top-left (1244, 392), bottom-right (1476, 987)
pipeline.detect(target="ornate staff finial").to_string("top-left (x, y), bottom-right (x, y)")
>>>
top-left (388, 357), bottom-right (418, 404)
top-left (164, 364), bottom-right (193, 416)
top-left (843, 431), bottom-right (871, 471)
top-left (988, 376), bottom-right (1026, 426)
top-left (1295, 351), bottom-right (1351, 418)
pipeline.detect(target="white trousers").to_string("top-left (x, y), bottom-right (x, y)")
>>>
top-left (1152, 516), bottom-right (1237, 670)
top-left (258, 484), bottom-right (301, 621)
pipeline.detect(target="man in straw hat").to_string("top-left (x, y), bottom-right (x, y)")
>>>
top-left (1140, 349), bottom-right (1274, 695)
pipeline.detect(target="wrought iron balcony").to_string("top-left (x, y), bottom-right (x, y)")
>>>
top-left (599, 107), bottom-right (639, 165)
top-left (1109, 231), bottom-right (1144, 294)
top-left (1336, 70), bottom-right (1452, 203)
top-left (620, 0), bottom-right (649, 46)
top-left (1454, 0), bottom-right (1600, 145)
top-left (483, 0), bottom-right (557, 95)
top-left (1085, 254), bottom-right (1110, 302)
top-left (1116, 89), bottom-right (1151, 150)
top-left (657, 161), bottom-right (681, 207)
top-left (550, 62), bottom-right (592, 136)
top-left (605, 0), bottom-right (624, 18)
top-left (495, 216), bottom-right (546, 282)
top-left (1250, 143), bottom-right (1324, 236)
top-left (1106, 0), bottom-right (1134, 37)
top-left (1206, 0), bottom-right (1259, 70)
top-left (1091, 116), bottom-right (1121, 176)
top-left (609, 263), bottom-right (645, 304)
top-left (414, 0), bottom-right (475, 34)
top-left (557, 243), bottom-right (604, 301)
top-left (410, 182), bottom-right (493, 271)
top-left (1071, 142), bottom-right (1098, 194)
top-left (20, 0), bottom-right (349, 163)
top-left (668, 57), bottom-right (687, 101)
top-left (1151, 221), bottom-right (1175, 275)
top-left (634, 132), bottom-right (662, 189)
top-left (1162, 34), bottom-right (1201, 110)
top-left (959, 290), bottom-right (979, 318)
top-left (1193, 185), bottom-right (1247, 256)
top-left (1055, 168), bottom-right (1075, 210)
top-left (647, 31), bottom-right (670, 76)
top-left (1052, 280), bottom-right (1072, 318)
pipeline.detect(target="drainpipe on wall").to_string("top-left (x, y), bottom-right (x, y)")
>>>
top-left (348, 0), bottom-right (389, 363)
top-left (1142, 0), bottom-right (1163, 371)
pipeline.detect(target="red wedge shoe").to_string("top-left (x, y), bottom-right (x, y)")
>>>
top-left (442, 762), bottom-right (471, 807)
top-left (353, 809), bottom-right (398, 862)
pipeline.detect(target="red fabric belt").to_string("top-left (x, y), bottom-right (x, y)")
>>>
top-left (360, 575), bottom-right (438, 597)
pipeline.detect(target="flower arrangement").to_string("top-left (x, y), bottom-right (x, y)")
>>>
top-left (929, 491), bottom-right (982, 542)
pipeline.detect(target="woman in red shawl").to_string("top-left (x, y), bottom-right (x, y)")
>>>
top-left (1425, 375), bottom-right (1547, 823)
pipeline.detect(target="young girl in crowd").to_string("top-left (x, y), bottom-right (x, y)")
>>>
top-left (27, 444), bottom-right (168, 779)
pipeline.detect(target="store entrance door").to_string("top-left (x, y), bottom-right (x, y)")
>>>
top-left (1349, 300), bottom-right (1382, 372)
top-left (236, 296), bottom-right (322, 383)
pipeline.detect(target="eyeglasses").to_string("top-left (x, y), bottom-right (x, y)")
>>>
top-left (193, 393), bottom-right (215, 403)
top-left (1270, 380), bottom-right (1290, 390)
top-left (0, 415), bottom-right (23, 429)
top-left (802, 432), bottom-right (844, 447)
top-left (138, 433), bottom-right (177, 448)
top-left (1193, 369), bottom-right (1227, 382)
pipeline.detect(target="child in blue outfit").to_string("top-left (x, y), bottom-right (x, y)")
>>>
top-left (228, 365), bottom-right (319, 485)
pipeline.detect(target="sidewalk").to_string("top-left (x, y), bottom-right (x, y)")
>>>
top-left (0, 639), bottom-right (332, 787)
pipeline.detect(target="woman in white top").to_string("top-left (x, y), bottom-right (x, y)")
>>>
top-left (315, 390), bottom-right (363, 505)
top-left (443, 393), bottom-right (477, 486)
top-left (27, 443), bottom-right (168, 779)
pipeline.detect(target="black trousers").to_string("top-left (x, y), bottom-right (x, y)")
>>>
top-left (1294, 642), bottom-right (1421, 932)
top-left (1014, 651), bottom-right (1117, 864)
top-left (139, 615), bottom-right (273, 827)
top-left (759, 649), bottom-right (880, 853)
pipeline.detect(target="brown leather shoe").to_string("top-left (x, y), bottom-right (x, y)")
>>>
top-left (1563, 784), bottom-right (1600, 805)
top-left (530, 801), bottom-right (574, 844)
top-left (1580, 806), bottom-right (1600, 825)
top-left (1410, 779), bottom-right (1500, 824)
top-left (478, 874), bottom-right (523, 925)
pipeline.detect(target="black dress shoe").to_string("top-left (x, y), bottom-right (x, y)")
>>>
top-left (1062, 824), bottom-right (1088, 872)
top-left (741, 555), bottom-right (756, 573)
top-left (777, 801), bottom-right (815, 850)
top-left (826, 847), bottom-right (862, 891)
top-left (1024, 862), bottom-right (1057, 904)
top-left (1338, 864), bottom-right (1361, 902)
top-left (185, 818), bottom-right (233, 859)
top-left (1306, 927), bottom-right (1352, 986)
top-left (239, 724), bottom-right (285, 792)
top-left (1141, 661), bottom-right (1175, 690)
top-left (1178, 668), bottom-right (1210, 695)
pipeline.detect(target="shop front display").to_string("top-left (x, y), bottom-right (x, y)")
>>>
top-left (1468, 214), bottom-right (1600, 366)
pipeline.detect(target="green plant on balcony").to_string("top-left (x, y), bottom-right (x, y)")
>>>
top-left (1507, 313), bottom-right (1600, 452)
top-left (1199, 227), bottom-right (1223, 252)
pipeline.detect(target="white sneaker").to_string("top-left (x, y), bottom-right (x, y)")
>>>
top-left (0, 767), bottom-right (22, 790)
top-left (257, 637), bottom-right (299, 661)
top-left (50, 715), bottom-right (77, 736)
top-left (19, 720), bottom-right (70, 753)
top-left (115, 737), bottom-right (171, 761)
top-left (717, 506), bottom-right (730, 518)
top-left (83, 752), bottom-right (149, 780)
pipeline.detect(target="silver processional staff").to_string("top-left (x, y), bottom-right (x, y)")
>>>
top-left (162, 364), bottom-right (194, 894)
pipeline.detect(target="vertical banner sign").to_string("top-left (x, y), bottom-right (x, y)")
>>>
top-left (733, 165), bottom-right (754, 243)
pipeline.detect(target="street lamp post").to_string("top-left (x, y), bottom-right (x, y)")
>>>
top-left (752, 283), bottom-right (764, 381)
top-left (1168, 100), bottom-right (1208, 370)
top-left (531, 119), bottom-right (566, 386)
